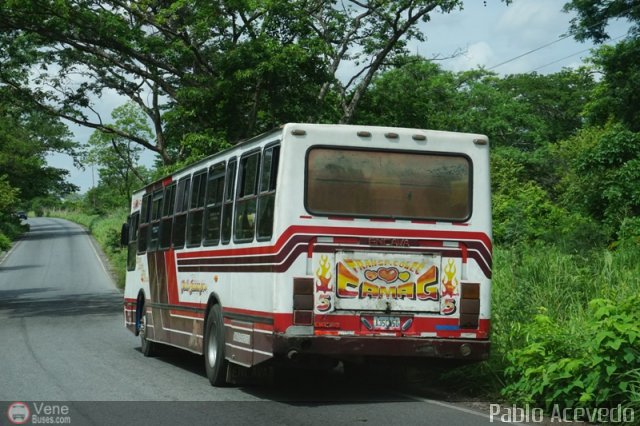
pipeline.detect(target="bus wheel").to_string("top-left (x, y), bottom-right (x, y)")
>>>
top-left (204, 304), bottom-right (229, 386)
top-left (140, 311), bottom-right (156, 357)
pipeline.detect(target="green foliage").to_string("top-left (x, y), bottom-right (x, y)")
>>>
top-left (503, 297), bottom-right (640, 411)
top-left (0, 174), bottom-right (28, 248)
top-left (490, 147), bottom-right (602, 248)
top-left (0, 89), bottom-right (78, 200)
top-left (0, 233), bottom-right (10, 251)
top-left (84, 102), bottom-right (153, 212)
top-left (444, 242), bottom-right (640, 404)
top-left (1, 0), bottom-right (482, 162)
top-left (556, 124), bottom-right (640, 241)
top-left (493, 69), bottom-right (594, 144)
top-left (436, 243), bottom-right (640, 408)
top-left (354, 59), bottom-right (459, 129)
top-left (176, 132), bottom-right (232, 164)
top-left (0, 174), bottom-right (19, 213)
top-left (357, 60), bottom-right (593, 152)
top-left (564, 0), bottom-right (640, 44)
top-left (583, 39), bottom-right (640, 132)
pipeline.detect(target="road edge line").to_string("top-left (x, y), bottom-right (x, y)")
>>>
top-left (86, 232), bottom-right (117, 289)
top-left (393, 392), bottom-right (529, 425)
top-left (0, 237), bottom-right (23, 266)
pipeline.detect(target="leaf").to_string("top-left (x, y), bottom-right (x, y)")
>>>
top-left (606, 339), bottom-right (623, 351)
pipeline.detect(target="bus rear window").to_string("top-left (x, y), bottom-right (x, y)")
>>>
top-left (305, 148), bottom-right (471, 221)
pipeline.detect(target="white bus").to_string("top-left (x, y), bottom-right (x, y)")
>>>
top-left (123, 123), bottom-right (493, 386)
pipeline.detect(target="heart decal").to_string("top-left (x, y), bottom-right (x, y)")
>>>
top-left (364, 270), bottom-right (378, 281)
top-left (377, 267), bottom-right (399, 283)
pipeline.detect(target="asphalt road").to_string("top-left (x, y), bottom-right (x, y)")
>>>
top-left (0, 218), bottom-right (508, 425)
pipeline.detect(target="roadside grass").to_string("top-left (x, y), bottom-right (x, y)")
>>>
top-left (0, 214), bottom-right (29, 252)
top-left (47, 209), bottom-right (128, 288)
top-left (441, 241), bottom-right (640, 413)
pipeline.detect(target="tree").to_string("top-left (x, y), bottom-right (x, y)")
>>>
top-left (84, 102), bottom-right (152, 210)
top-left (582, 39), bottom-right (640, 131)
top-left (555, 123), bottom-right (640, 240)
top-left (493, 69), bottom-right (595, 143)
top-left (353, 58), bottom-right (459, 128)
top-left (310, 0), bottom-right (473, 123)
top-left (0, 0), bottom-right (511, 164)
top-left (356, 58), bottom-right (592, 150)
top-left (0, 88), bottom-right (78, 201)
top-left (0, 174), bottom-right (21, 250)
top-left (0, 89), bottom-right (71, 247)
top-left (563, 0), bottom-right (640, 44)
top-left (563, 0), bottom-right (640, 130)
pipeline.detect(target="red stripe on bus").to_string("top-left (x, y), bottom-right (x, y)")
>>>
top-left (176, 225), bottom-right (492, 259)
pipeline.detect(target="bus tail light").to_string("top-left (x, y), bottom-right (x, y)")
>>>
top-left (459, 282), bottom-right (480, 329)
top-left (293, 278), bottom-right (314, 325)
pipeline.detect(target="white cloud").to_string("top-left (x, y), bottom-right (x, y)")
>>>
top-left (448, 41), bottom-right (496, 72)
top-left (497, 0), bottom-right (569, 48)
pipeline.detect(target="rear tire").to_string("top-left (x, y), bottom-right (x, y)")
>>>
top-left (204, 304), bottom-right (229, 386)
top-left (140, 310), bottom-right (157, 357)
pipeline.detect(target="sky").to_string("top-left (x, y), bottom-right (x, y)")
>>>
top-left (48, 0), bottom-right (632, 193)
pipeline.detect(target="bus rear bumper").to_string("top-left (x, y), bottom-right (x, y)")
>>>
top-left (273, 334), bottom-right (490, 361)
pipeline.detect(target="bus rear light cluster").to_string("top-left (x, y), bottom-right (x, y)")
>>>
top-left (459, 282), bottom-right (480, 329)
top-left (293, 277), bottom-right (314, 326)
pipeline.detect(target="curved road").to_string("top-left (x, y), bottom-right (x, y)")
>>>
top-left (0, 218), bottom-right (506, 425)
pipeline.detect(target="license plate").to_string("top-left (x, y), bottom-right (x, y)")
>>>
top-left (373, 316), bottom-right (401, 330)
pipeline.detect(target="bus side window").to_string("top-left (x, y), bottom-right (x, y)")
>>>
top-left (137, 193), bottom-right (152, 254)
top-left (221, 159), bottom-right (237, 245)
top-left (203, 162), bottom-right (225, 246)
top-left (187, 169), bottom-right (207, 247)
top-left (234, 151), bottom-right (260, 243)
top-left (127, 212), bottom-right (139, 271)
top-left (172, 177), bottom-right (191, 249)
top-left (159, 183), bottom-right (176, 250)
top-left (257, 144), bottom-right (279, 240)
top-left (148, 189), bottom-right (163, 252)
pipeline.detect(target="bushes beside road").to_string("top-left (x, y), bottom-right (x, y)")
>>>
top-left (446, 241), bottom-right (640, 415)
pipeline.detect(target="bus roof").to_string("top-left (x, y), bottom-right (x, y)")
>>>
top-left (134, 123), bottom-right (487, 195)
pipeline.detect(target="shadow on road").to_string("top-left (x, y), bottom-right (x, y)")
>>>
top-left (139, 344), bottom-right (418, 404)
top-left (0, 290), bottom-right (122, 318)
top-left (142, 346), bottom-right (211, 378)
top-left (0, 264), bottom-right (44, 271)
top-left (23, 230), bottom-right (89, 241)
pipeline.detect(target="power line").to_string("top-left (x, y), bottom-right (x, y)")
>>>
top-left (487, 34), bottom-right (573, 71)
top-left (531, 33), bottom-right (627, 72)
top-left (487, 2), bottom-right (639, 72)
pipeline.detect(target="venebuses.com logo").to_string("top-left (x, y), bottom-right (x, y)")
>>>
top-left (6, 401), bottom-right (72, 424)
top-left (7, 402), bottom-right (30, 425)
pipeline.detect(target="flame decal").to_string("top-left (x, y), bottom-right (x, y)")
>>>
top-left (441, 259), bottom-right (458, 297)
top-left (315, 255), bottom-right (333, 292)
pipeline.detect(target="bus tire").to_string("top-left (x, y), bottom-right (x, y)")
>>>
top-left (204, 304), bottom-right (229, 386)
top-left (140, 311), bottom-right (157, 357)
